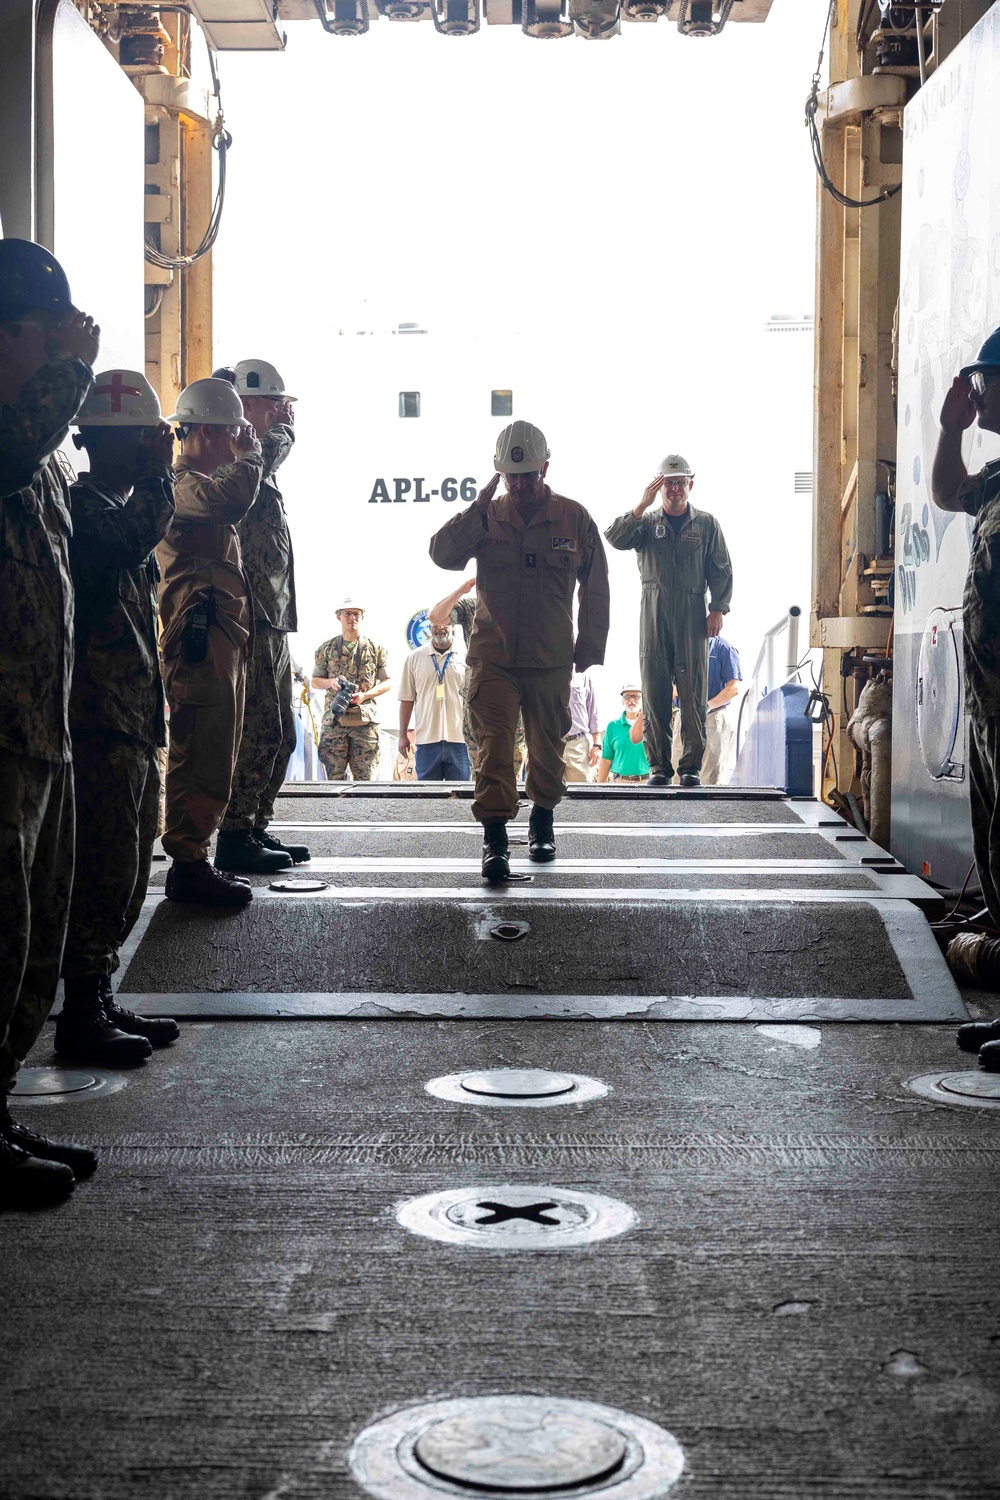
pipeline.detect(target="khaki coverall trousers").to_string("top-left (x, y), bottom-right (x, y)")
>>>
top-left (221, 625), bottom-right (296, 832)
top-left (563, 735), bottom-right (593, 783)
top-left (468, 662), bottom-right (571, 824)
top-left (62, 734), bottom-right (160, 979)
top-left (0, 753), bottom-right (74, 1093)
top-left (670, 704), bottom-right (735, 786)
top-left (161, 625), bottom-right (246, 862)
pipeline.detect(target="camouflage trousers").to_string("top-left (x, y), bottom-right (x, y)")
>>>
top-left (969, 712), bottom-right (1000, 926)
top-left (0, 752), bottom-right (74, 1094)
top-left (62, 734), bottom-right (159, 980)
top-left (221, 626), bottom-right (296, 832)
top-left (319, 723), bottom-right (381, 781)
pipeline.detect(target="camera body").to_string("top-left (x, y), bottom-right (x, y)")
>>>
top-left (328, 676), bottom-right (358, 723)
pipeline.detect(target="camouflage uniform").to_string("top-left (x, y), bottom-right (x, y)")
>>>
top-left (61, 460), bottom-right (174, 981)
top-left (450, 594), bottom-right (527, 778)
top-left (959, 459), bottom-right (1000, 923)
top-left (0, 353), bottom-right (92, 1092)
top-left (157, 452), bottom-right (262, 860)
top-left (221, 424), bottom-right (297, 832)
top-left (314, 635), bottom-right (388, 780)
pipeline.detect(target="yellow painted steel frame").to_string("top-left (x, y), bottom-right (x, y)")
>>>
top-left (811, 0), bottom-right (990, 807)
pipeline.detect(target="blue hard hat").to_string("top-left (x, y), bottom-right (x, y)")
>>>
top-left (960, 326), bottom-right (1000, 378)
top-left (0, 239), bottom-right (74, 322)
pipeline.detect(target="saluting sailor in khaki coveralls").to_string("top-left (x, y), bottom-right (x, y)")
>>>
top-left (429, 421), bottom-right (610, 884)
top-left (157, 378), bottom-right (263, 908)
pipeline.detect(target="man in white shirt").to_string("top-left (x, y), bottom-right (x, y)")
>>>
top-left (398, 621), bottom-right (470, 781)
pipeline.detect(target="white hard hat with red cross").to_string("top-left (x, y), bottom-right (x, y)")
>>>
top-left (76, 369), bottom-right (162, 426)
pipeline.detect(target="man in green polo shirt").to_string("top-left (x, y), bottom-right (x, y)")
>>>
top-left (597, 684), bottom-right (650, 783)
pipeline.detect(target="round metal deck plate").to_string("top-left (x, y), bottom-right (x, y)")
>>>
top-left (426, 1071), bottom-right (608, 1110)
top-left (938, 1071), bottom-right (1000, 1100)
top-left (413, 1408), bottom-right (627, 1491)
top-left (904, 1071), bottom-right (1000, 1109)
top-left (349, 1395), bottom-right (685, 1500)
top-left (269, 877), bottom-right (328, 892)
top-left (461, 1069), bottom-right (576, 1099)
top-left (10, 1066), bottom-right (126, 1104)
top-left (395, 1184), bottom-right (636, 1249)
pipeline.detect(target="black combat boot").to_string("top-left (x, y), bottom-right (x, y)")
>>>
top-left (679, 773), bottom-right (702, 788)
top-left (55, 976), bottom-right (153, 1066)
top-left (1, 1096), bottom-right (97, 1180)
top-left (99, 977), bottom-right (179, 1048)
top-left (254, 827), bottom-right (311, 864)
top-left (481, 819), bottom-right (510, 885)
top-left (646, 772), bottom-right (668, 786)
top-left (979, 1038), bottom-right (1000, 1072)
top-left (956, 1016), bottom-right (1000, 1053)
top-left (165, 858), bottom-right (253, 907)
top-left (0, 1131), bottom-right (75, 1208)
top-left (215, 829), bottom-right (292, 874)
top-left (528, 805), bottom-right (556, 863)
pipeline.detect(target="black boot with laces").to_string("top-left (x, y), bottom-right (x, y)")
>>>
top-left (1, 1096), bottom-right (97, 1180)
top-left (481, 819), bottom-right (510, 885)
top-left (0, 1116), bottom-right (76, 1208)
top-left (55, 975), bottom-right (152, 1066)
top-left (99, 977), bottom-right (179, 1048)
top-left (254, 827), bottom-right (311, 864)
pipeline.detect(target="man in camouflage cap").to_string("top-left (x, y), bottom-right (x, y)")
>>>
top-left (0, 240), bottom-right (101, 1207)
top-left (55, 368), bottom-right (180, 1068)
top-left (214, 360), bottom-right (310, 872)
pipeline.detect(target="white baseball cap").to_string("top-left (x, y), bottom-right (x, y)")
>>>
top-left (495, 420), bottom-right (550, 474)
top-left (621, 682), bottom-right (642, 695)
top-left (658, 454), bottom-right (694, 478)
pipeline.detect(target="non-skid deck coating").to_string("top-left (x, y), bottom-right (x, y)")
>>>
top-left (5, 1018), bottom-right (999, 1500)
top-left (121, 898), bottom-right (912, 999)
top-left (149, 865), bottom-right (882, 891)
top-left (271, 795), bottom-right (804, 825)
top-left (261, 827), bottom-right (844, 861)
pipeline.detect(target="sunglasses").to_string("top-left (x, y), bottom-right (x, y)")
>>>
top-left (969, 372), bottom-right (999, 399)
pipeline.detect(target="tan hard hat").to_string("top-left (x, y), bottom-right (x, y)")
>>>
top-left (495, 420), bottom-right (550, 474)
top-left (658, 454), bottom-right (694, 478)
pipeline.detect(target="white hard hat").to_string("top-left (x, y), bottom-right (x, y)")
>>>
top-left (659, 454), bottom-right (694, 478)
top-left (495, 420), bottom-right (550, 475)
top-left (232, 358), bottom-right (296, 401)
top-left (336, 597), bottom-right (365, 614)
top-left (76, 369), bottom-right (161, 426)
top-left (621, 682), bottom-right (642, 694)
top-left (169, 377), bottom-right (245, 426)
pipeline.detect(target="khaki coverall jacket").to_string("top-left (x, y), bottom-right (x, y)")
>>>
top-left (429, 487), bottom-right (610, 671)
top-left (157, 454), bottom-right (263, 702)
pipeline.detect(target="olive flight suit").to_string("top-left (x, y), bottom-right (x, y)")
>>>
top-left (62, 460), bottom-right (174, 982)
top-left (605, 503), bottom-right (733, 780)
top-left (220, 424), bottom-right (297, 833)
top-left (313, 635), bottom-right (389, 780)
top-left (157, 452), bottom-right (262, 861)
top-left (957, 458), bottom-right (1000, 924)
top-left (0, 352), bottom-right (93, 1093)
top-left (430, 487), bottom-right (610, 824)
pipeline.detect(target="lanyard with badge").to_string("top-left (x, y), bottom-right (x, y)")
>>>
top-left (431, 651), bottom-right (453, 700)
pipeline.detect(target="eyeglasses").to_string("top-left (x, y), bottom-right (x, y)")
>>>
top-left (969, 371), bottom-right (999, 398)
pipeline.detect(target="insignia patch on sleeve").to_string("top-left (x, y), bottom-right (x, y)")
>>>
top-left (551, 537), bottom-right (577, 551)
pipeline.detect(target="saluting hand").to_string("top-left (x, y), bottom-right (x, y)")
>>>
top-left (461, 575), bottom-right (476, 593)
top-left (475, 473), bottom-right (501, 512)
top-left (939, 375), bottom-right (978, 434)
top-left (51, 310), bottom-right (101, 368)
top-left (636, 475), bottom-right (664, 515)
top-left (234, 422), bottom-right (262, 458)
top-left (138, 421), bottom-right (174, 467)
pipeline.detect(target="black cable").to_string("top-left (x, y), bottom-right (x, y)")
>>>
top-left (805, 0), bottom-right (902, 211)
top-left (141, 4), bottom-right (230, 271)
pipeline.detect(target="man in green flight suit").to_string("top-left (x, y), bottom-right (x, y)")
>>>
top-left (605, 454), bottom-right (733, 787)
top-left (0, 240), bottom-right (101, 1207)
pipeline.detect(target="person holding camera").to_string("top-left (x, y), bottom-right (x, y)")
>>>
top-left (312, 599), bottom-right (390, 780)
top-left (157, 377), bottom-right (264, 907)
top-left (429, 420), bottom-right (609, 883)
